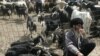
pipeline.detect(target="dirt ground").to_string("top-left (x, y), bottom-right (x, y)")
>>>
top-left (0, 14), bottom-right (100, 56)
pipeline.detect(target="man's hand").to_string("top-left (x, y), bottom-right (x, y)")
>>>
top-left (79, 29), bottom-right (86, 37)
top-left (77, 52), bottom-right (84, 56)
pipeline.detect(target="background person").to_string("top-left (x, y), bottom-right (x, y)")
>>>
top-left (35, 0), bottom-right (45, 14)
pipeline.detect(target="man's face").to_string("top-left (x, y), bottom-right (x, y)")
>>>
top-left (74, 24), bottom-right (83, 31)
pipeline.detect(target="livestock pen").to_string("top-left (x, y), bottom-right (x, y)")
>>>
top-left (0, 13), bottom-right (100, 56)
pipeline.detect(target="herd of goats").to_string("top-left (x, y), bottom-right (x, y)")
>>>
top-left (2, 1), bottom-right (100, 56)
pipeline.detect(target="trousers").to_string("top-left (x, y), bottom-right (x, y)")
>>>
top-left (66, 42), bottom-right (96, 56)
top-left (36, 2), bottom-right (43, 14)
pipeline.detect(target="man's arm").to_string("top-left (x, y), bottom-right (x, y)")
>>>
top-left (65, 32), bottom-right (84, 56)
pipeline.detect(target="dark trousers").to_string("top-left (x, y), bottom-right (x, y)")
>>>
top-left (36, 2), bottom-right (43, 14)
top-left (67, 42), bottom-right (96, 56)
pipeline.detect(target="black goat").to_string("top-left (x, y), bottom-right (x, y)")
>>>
top-left (14, 5), bottom-right (28, 19)
top-left (27, 16), bottom-right (37, 35)
top-left (64, 5), bottom-right (73, 20)
top-left (50, 27), bottom-right (66, 50)
top-left (5, 44), bottom-right (31, 56)
top-left (50, 9), bottom-right (69, 24)
top-left (90, 26), bottom-right (100, 37)
top-left (1, 5), bottom-right (12, 19)
top-left (44, 21), bottom-right (58, 36)
top-left (6, 35), bottom-right (44, 56)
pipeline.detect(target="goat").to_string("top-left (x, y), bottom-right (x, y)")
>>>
top-left (1, 5), bottom-right (12, 19)
top-left (14, 5), bottom-right (28, 19)
top-left (27, 16), bottom-right (37, 35)
top-left (6, 35), bottom-right (44, 56)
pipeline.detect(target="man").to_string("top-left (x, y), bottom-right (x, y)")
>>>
top-left (56, 0), bottom-right (67, 9)
top-left (64, 18), bottom-right (96, 56)
top-left (55, 1), bottom-right (69, 23)
top-left (35, 0), bottom-right (45, 14)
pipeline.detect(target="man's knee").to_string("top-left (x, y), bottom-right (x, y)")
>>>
top-left (81, 41), bottom-right (96, 56)
top-left (89, 42), bottom-right (96, 48)
top-left (83, 41), bottom-right (96, 51)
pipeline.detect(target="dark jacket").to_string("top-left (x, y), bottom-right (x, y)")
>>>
top-left (64, 29), bottom-right (81, 56)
